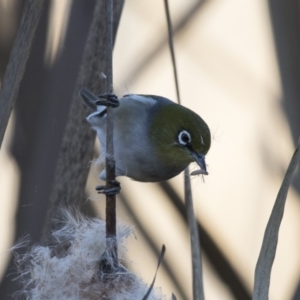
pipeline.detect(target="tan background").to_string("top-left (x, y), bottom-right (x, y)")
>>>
top-left (0, 0), bottom-right (299, 299)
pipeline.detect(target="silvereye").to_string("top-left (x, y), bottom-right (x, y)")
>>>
top-left (83, 92), bottom-right (211, 182)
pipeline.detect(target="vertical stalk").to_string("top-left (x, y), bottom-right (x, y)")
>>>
top-left (105, 0), bottom-right (117, 263)
top-left (184, 168), bottom-right (204, 300)
top-left (164, 0), bottom-right (205, 298)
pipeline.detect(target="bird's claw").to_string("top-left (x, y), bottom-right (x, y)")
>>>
top-left (96, 180), bottom-right (121, 196)
top-left (95, 93), bottom-right (119, 108)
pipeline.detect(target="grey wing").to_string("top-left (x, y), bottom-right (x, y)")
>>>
top-left (112, 95), bottom-right (160, 180)
top-left (87, 94), bottom-right (169, 181)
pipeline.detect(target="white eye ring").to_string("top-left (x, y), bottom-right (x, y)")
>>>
top-left (178, 130), bottom-right (191, 145)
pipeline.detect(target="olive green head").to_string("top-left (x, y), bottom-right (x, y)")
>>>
top-left (149, 103), bottom-right (211, 175)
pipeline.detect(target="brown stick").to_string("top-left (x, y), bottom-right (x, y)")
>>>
top-left (0, 0), bottom-right (45, 149)
top-left (105, 0), bottom-right (118, 264)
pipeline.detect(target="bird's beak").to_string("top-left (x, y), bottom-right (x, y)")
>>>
top-left (191, 152), bottom-right (208, 176)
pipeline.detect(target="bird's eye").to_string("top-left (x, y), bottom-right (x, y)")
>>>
top-left (178, 130), bottom-right (191, 145)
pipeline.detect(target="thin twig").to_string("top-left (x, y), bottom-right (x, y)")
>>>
top-left (0, 0), bottom-right (45, 149)
top-left (164, 0), bottom-right (205, 298)
top-left (105, 0), bottom-right (118, 263)
top-left (164, 0), bottom-right (181, 105)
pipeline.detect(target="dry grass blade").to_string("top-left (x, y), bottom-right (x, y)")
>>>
top-left (253, 141), bottom-right (300, 300)
top-left (142, 245), bottom-right (166, 300)
top-left (0, 0), bottom-right (45, 149)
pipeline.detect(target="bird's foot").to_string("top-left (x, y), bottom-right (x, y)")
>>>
top-left (96, 180), bottom-right (121, 196)
top-left (95, 93), bottom-right (119, 108)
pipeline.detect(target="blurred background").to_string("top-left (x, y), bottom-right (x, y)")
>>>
top-left (0, 0), bottom-right (300, 299)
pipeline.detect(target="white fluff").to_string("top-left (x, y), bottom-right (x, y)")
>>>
top-left (13, 210), bottom-right (165, 300)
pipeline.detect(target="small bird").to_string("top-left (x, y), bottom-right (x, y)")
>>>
top-left (81, 89), bottom-right (211, 183)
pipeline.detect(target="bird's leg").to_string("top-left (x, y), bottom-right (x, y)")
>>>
top-left (95, 93), bottom-right (119, 107)
top-left (96, 180), bottom-right (121, 196)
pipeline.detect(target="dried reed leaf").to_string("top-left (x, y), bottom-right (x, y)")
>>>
top-left (253, 141), bottom-right (300, 300)
top-left (142, 245), bottom-right (166, 300)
